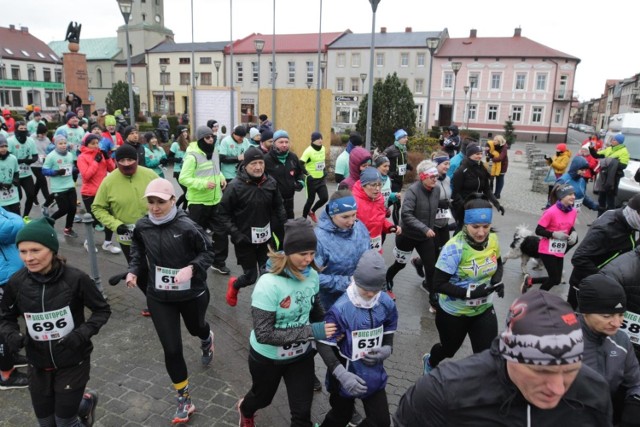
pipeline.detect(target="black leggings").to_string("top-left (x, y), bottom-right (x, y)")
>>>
top-left (17, 175), bottom-right (35, 217)
top-left (120, 244), bottom-right (148, 296)
top-left (32, 167), bottom-right (53, 205)
top-left (173, 172), bottom-right (188, 210)
top-left (82, 195), bottom-right (113, 242)
top-left (302, 177), bottom-right (328, 218)
top-left (530, 254), bottom-right (564, 291)
top-left (320, 374), bottom-right (390, 427)
top-left (234, 242), bottom-right (268, 289)
top-left (147, 290), bottom-right (211, 384)
top-left (429, 307), bottom-right (497, 368)
top-left (283, 197), bottom-right (295, 220)
top-left (0, 287), bottom-right (16, 371)
top-left (189, 203), bottom-right (228, 266)
top-left (386, 234), bottom-right (436, 288)
top-left (51, 188), bottom-right (77, 229)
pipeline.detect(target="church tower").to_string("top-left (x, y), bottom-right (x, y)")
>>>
top-left (116, 0), bottom-right (174, 59)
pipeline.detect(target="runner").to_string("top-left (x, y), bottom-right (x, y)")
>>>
top-left (383, 129), bottom-right (413, 225)
top-left (236, 218), bottom-right (336, 427)
top-left (168, 130), bottom-right (189, 210)
top-left (554, 156), bottom-right (599, 214)
top-left (334, 132), bottom-right (363, 185)
top-left (337, 146), bottom-right (371, 191)
top-left (31, 122), bottom-right (54, 210)
top-left (374, 155), bottom-right (400, 217)
top-left (300, 132), bottom-right (328, 223)
top-left (7, 120), bottom-right (37, 220)
top-left (143, 132), bottom-right (168, 178)
top-left (127, 178), bottom-right (215, 424)
top-left (0, 135), bottom-right (21, 215)
top-left (264, 130), bottom-right (306, 219)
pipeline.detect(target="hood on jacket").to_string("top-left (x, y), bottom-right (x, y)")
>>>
top-left (348, 147), bottom-right (372, 179)
top-left (568, 156), bottom-right (588, 179)
top-left (79, 144), bottom-right (99, 155)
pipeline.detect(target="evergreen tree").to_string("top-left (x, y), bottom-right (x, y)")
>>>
top-left (356, 73), bottom-right (416, 151)
top-left (105, 81), bottom-right (140, 120)
top-left (504, 117), bottom-right (516, 147)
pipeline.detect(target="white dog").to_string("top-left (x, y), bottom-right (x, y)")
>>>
top-left (503, 224), bottom-right (543, 275)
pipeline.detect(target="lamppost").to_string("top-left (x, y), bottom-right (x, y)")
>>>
top-left (160, 64), bottom-right (167, 113)
top-left (365, 0), bottom-right (381, 151)
top-left (254, 38), bottom-right (265, 120)
top-left (314, 0), bottom-right (324, 132)
top-left (450, 61), bottom-right (462, 124)
top-left (306, 81), bottom-right (312, 89)
top-left (214, 60), bottom-right (221, 86)
top-left (271, 0), bottom-right (276, 128)
top-left (463, 85), bottom-right (469, 129)
top-left (424, 37), bottom-right (438, 134)
top-left (27, 64), bottom-right (35, 106)
top-left (117, 0), bottom-right (135, 126)
top-left (468, 75), bottom-right (477, 130)
top-left (315, 59), bottom-right (326, 131)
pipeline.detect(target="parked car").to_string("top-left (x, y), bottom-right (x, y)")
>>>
top-left (578, 124), bottom-right (588, 132)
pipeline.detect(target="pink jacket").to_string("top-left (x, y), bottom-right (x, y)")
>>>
top-left (537, 204), bottom-right (577, 258)
top-left (77, 145), bottom-right (115, 196)
top-left (352, 181), bottom-right (394, 252)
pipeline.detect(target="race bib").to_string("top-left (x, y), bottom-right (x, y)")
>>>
top-left (155, 266), bottom-right (191, 291)
top-left (621, 311), bottom-right (640, 344)
top-left (38, 154), bottom-right (46, 163)
top-left (19, 163), bottom-right (30, 174)
top-left (398, 164), bottom-right (407, 176)
top-left (370, 235), bottom-right (382, 251)
top-left (118, 224), bottom-right (135, 242)
top-left (381, 189), bottom-right (391, 201)
top-left (24, 306), bottom-right (75, 341)
top-left (548, 238), bottom-right (567, 254)
top-left (351, 326), bottom-right (383, 361)
top-left (62, 165), bottom-right (72, 175)
top-left (465, 283), bottom-right (495, 307)
top-left (251, 223), bottom-right (271, 244)
top-left (276, 340), bottom-right (310, 359)
top-left (315, 162), bottom-right (325, 171)
top-left (436, 208), bottom-right (452, 220)
top-left (0, 187), bottom-right (15, 200)
top-left (574, 198), bottom-right (584, 211)
top-left (393, 247), bottom-right (412, 264)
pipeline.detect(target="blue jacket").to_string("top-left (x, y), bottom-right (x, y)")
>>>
top-left (447, 152), bottom-right (464, 180)
top-left (0, 207), bottom-right (24, 285)
top-left (556, 156), bottom-right (598, 211)
top-left (314, 209), bottom-right (370, 310)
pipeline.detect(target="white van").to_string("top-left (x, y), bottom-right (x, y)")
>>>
top-left (604, 113), bottom-right (640, 205)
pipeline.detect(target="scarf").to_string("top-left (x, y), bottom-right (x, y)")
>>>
top-left (148, 204), bottom-right (178, 225)
top-left (394, 141), bottom-right (407, 153)
top-left (555, 200), bottom-right (573, 213)
top-left (276, 151), bottom-right (289, 165)
top-left (346, 281), bottom-right (380, 309)
top-left (55, 147), bottom-right (68, 156)
top-left (15, 130), bottom-right (28, 143)
top-left (623, 206), bottom-right (640, 231)
top-left (197, 139), bottom-right (214, 160)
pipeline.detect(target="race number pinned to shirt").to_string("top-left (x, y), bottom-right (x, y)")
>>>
top-left (251, 223), bottom-right (271, 244)
top-left (351, 326), bottom-right (383, 361)
top-left (398, 164), bottom-right (407, 176)
top-left (155, 266), bottom-right (191, 291)
top-left (276, 340), bottom-right (310, 359)
top-left (574, 198), bottom-right (584, 211)
top-left (393, 247), bottom-right (412, 264)
top-left (24, 306), bottom-right (75, 341)
top-left (0, 187), bottom-right (15, 200)
top-left (38, 154), bottom-right (46, 163)
top-left (381, 189), bottom-right (391, 201)
top-left (435, 208), bottom-right (452, 220)
top-left (315, 162), bottom-right (325, 171)
top-left (370, 235), bottom-right (382, 251)
top-left (465, 283), bottom-right (495, 307)
top-left (118, 224), bottom-right (135, 242)
top-left (620, 311), bottom-right (640, 344)
top-left (548, 238), bottom-right (567, 254)
top-left (19, 163), bottom-right (30, 174)
top-left (62, 165), bottom-right (73, 175)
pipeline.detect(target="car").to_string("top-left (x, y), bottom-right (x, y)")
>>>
top-left (584, 125), bottom-right (596, 134)
top-left (577, 124), bottom-right (588, 132)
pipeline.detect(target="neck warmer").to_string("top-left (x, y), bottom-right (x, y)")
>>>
top-left (394, 141), bottom-right (407, 152)
top-left (276, 151), bottom-right (288, 164)
top-left (556, 200), bottom-right (573, 213)
top-left (117, 162), bottom-right (138, 176)
top-left (0, 151), bottom-right (8, 160)
top-left (623, 206), bottom-right (640, 231)
top-left (463, 227), bottom-right (489, 250)
top-left (345, 142), bottom-right (355, 154)
top-left (149, 204), bottom-right (178, 225)
top-left (346, 281), bottom-right (380, 309)
top-left (284, 265), bottom-right (311, 280)
top-left (15, 130), bottom-right (28, 143)
top-left (197, 139), bottom-right (214, 160)
top-left (311, 143), bottom-right (322, 151)
top-left (55, 147), bottom-right (67, 156)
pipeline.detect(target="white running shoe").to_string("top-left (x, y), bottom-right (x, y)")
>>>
top-left (102, 241), bottom-right (122, 254)
top-left (84, 240), bottom-right (98, 253)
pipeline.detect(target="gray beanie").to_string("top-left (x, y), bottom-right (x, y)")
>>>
top-left (196, 125), bottom-right (214, 141)
top-left (353, 250), bottom-right (387, 291)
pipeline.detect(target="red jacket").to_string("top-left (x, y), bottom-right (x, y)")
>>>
top-left (581, 154), bottom-right (599, 180)
top-left (77, 145), bottom-right (115, 196)
top-left (352, 180), bottom-right (394, 252)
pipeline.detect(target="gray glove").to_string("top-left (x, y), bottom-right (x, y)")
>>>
top-left (333, 364), bottom-right (367, 396)
top-left (568, 231), bottom-right (578, 246)
top-left (363, 345), bottom-right (392, 366)
top-left (551, 231), bottom-right (569, 240)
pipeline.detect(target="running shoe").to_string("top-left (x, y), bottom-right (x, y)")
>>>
top-left (64, 228), bottom-right (78, 238)
top-left (22, 216), bottom-right (31, 224)
top-left (422, 353), bottom-right (433, 375)
top-left (348, 408), bottom-right (363, 426)
top-left (211, 264), bottom-right (231, 275)
top-left (102, 241), bottom-right (122, 254)
top-left (313, 374), bottom-right (322, 392)
top-left (78, 390), bottom-right (98, 427)
top-left (94, 224), bottom-right (105, 232)
top-left (201, 331), bottom-right (214, 366)
top-left (0, 369), bottom-right (29, 390)
top-left (74, 215), bottom-right (82, 223)
top-left (411, 257), bottom-right (425, 278)
top-left (226, 277), bottom-right (239, 307)
top-left (520, 274), bottom-right (532, 294)
top-left (237, 399), bottom-right (255, 427)
top-left (141, 309), bottom-right (151, 317)
top-left (41, 206), bottom-right (50, 217)
top-left (12, 353), bottom-right (28, 368)
top-left (308, 211), bottom-right (318, 223)
top-left (172, 395), bottom-right (195, 424)
top-left (419, 279), bottom-right (429, 294)
top-left (84, 240), bottom-right (98, 253)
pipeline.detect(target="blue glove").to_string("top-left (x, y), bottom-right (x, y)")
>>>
top-left (333, 365), bottom-right (367, 397)
top-left (362, 345), bottom-right (392, 366)
top-left (310, 322), bottom-right (326, 340)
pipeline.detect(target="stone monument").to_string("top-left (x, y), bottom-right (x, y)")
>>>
top-left (62, 22), bottom-right (91, 114)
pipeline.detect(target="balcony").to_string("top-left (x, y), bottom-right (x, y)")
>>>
top-left (553, 89), bottom-right (573, 102)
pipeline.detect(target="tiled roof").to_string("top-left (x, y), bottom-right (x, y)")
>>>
top-left (49, 38), bottom-right (120, 61)
top-left (437, 36), bottom-right (579, 61)
top-left (114, 53), bottom-right (147, 66)
top-left (148, 41), bottom-right (229, 53)
top-left (226, 31), bottom-right (349, 55)
top-left (329, 31), bottom-right (443, 49)
top-left (0, 26), bottom-right (61, 63)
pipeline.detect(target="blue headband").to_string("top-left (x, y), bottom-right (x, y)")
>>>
top-left (464, 208), bottom-right (493, 224)
top-left (327, 196), bottom-right (357, 216)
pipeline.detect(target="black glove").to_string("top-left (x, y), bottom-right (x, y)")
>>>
top-left (5, 331), bottom-right (26, 353)
top-left (487, 282), bottom-right (504, 298)
top-left (232, 233), bottom-right (250, 245)
top-left (94, 153), bottom-right (103, 163)
top-left (497, 205), bottom-right (505, 216)
top-left (57, 331), bottom-right (85, 351)
top-left (620, 395), bottom-right (640, 427)
top-left (55, 169), bottom-right (67, 176)
top-left (543, 155), bottom-right (549, 160)
top-left (116, 224), bottom-right (130, 235)
top-left (174, 158), bottom-right (183, 164)
top-left (467, 283), bottom-right (492, 299)
top-left (17, 158), bottom-right (26, 164)
top-left (159, 158), bottom-right (169, 166)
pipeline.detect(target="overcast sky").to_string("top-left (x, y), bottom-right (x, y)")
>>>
top-left (2, 0), bottom-right (636, 101)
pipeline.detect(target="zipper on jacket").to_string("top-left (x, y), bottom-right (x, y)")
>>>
top-left (42, 286), bottom-right (58, 369)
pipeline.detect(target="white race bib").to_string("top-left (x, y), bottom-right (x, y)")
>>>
top-left (398, 164), bottom-right (407, 176)
top-left (548, 238), bottom-right (567, 254)
top-left (155, 266), bottom-right (191, 291)
top-left (574, 198), bottom-right (584, 211)
top-left (465, 283), bottom-right (495, 307)
top-left (621, 311), bottom-right (640, 344)
top-left (38, 154), bottom-right (46, 163)
top-left (381, 189), bottom-right (391, 201)
top-left (315, 162), bottom-right (325, 171)
top-left (251, 223), bottom-right (271, 244)
top-left (0, 187), bottom-right (15, 200)
top-left (370, 235), bottom-right (382, 251)
top-left (351, 326), bottom-right (383, 361)
top-left (62, 165), bottom-right (72, 175)
top-left (276, 340), bottom-right (310, 359)
top-left (19, 163), bottom-right (30, 174)
top-left (435, 208), bottom-right (452, 220)
top-left (118, 224), bottom-right (135, 242)
top-left (393, 247), bottom-right (412, 264)
top-left (24, 306), bottom-right (75, 341)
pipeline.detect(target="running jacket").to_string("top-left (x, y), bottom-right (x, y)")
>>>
top-left (399, 180), bottom-right (440, 241)
top-left (77, 145), bottom-right (115, 196)
top-left (264, 149), bottom-right (306, 199)
top-left (338, 147), bottom-right (371, 191)
top-left (0, 263), bottom-right (111, 370)
top-left (129, 210), bottom-right (214, 302)
top-left (555, 156), bottom-right (598, 211)
top-left (0, 207), bottom-right (23, 285)
top-left (383, 143), bottom-right (410, 191)
top-left (352, 181), bottom-right (394, 249)
top-left (393, 339), bottom-right (612, 426)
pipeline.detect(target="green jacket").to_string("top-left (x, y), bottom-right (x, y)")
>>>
top-left (598, 144), bottom-right (630, 167)
top-left (178, 142), bottom-right (225, 206)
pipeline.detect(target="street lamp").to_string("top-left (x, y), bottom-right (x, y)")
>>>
top-left (306, 81), bottom-right (312, 89)
top-left (450, 61), bottom-right (462, 124)
top-left (214, 60), bottom-right (221, 86)
top-left (160, 64), bottom-right (167, 113)
top-left (365, 0), bottom-right (381, 151)
top-left (117, 0), bottom-right (135, 126)
top-left (468, 75), bottom-right (477, 130)
top-left (360, 73), bottom-right (367, 96)
top-left (424, 37), bottom-right (439, 134)
top-left (463, 85), bottom-right (469, 129)
top-left (254, 38), bottom-right (265, 120)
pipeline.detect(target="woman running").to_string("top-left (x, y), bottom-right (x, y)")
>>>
top-left (143, 132), bottom-right (168, 178)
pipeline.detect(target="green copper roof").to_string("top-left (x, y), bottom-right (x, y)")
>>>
top-left (48, 38), bottom-right (120, 60)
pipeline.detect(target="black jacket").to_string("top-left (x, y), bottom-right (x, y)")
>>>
top-left (570, 208), bottom-right (637, 288)
top-left (451, 158), bottom-right (501, 220)
top-left (399, 181), bottom-right (440, 241)
top-left (0, 262), bottom-right (111, 369)
top-left (264, 149), bottom-right (306, 199)
top-left (393, 339), bottom-right (612, 427)
top-left (383, 144), bottom-right (411, 191)
top-left (130, 210), bottom-right (214, 302)
top-left (218, 167), bottom-right (287, 245)
top-left (123, 141), bottom-right (146, 167)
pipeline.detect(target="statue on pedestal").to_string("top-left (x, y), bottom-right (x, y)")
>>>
top-left (64, 22), bottom-right (82, 43)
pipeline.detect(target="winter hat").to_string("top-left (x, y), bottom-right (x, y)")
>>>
top-left (144, 178), bottom-right (176, 201)
top-left (196, 125), bottom-right (214, 141)
top-left (466, 144), bottom-right (482, 156)
top-left (242, 146), bottom-right (264, 166)
top-left (433, 155), bottom-right (449, 165)
top-left (33, 111), bottom-right (42, 118)
top-left (259, 114), bottom-right (268, 122)
top-left (143, 132), bottom-right (156, 143)
top-left (84, 134), bottom-right (100, 146)
top-left (37, 123), bottom-right (48, 135)
top-left (555, 184), bottom-right (575, 200)
top-left (360, 166), bottom-right (382, 186)
top-left (374, 155), bottom-right (390, 168)
top-left (283, 218), bottom-right (317, 255)
top-left (105, 115), bottom-right (117, 126)
top-left (123, 125), bottom-right (136, 140)
top-left (65, 112), bottom-right (77, 122)
top-left (499, 290), bottom-right (583, 366)
top-left (206, 119), bottom-right (218, 128)
top-left (578, 274), bottom-right (626, 314)
top-left (53, 134), bottom-right (67, 144)
top-left (233, 125), bottom-right (247, 137)
top-left (0, 135), bottom-right (7, 147)
top-left (16, 217), bottom-right (59, 253)
top-left (273, 129), bottom-right (289, 143)
top-left (614, 133), bottom-right (625, 144)
top-left (394, 129), bottom-right (408, 140)
top-left (311, 132), bottom-right (323, 143)
top-left (556, 143), bottom-right (567, 152)
top-left (327, 195), bottom-right (357, 216)
top-left (353, 250), bottom-right (387, 291)
top-left (249, 127), bottom-right (261, 140)
top-left (115, 144), bottom-right (139, 161)
top-left (349, 132), bottom-right (363, 147)
top-left (261, 130), bottom-right (274, 142)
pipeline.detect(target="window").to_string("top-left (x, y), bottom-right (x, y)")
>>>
top-left (470, 73), bottom-right (479, 88)
top-left (511, 106), bottom-right (523, 122)
top-left (142, 13), bottom-right (146, 21)
top-left (487, 105), bottom-right (498, 121)
top-left (55, 69), bottom-right (62, 83)
top-left (536, 74), bottom-right (547, 91)
top-left (126, 72), bottom-right (136, 85)
top-left (351, 53), bottom-right (361, 67)
top-left (179, 58), bottom-right (190, 65)
top-left (200, 72), bottom-right (212, 86)
top-left (11, 66), bottom-right (20, 80)
top-left (44, 90), bottom-right (56, 107)
top-left (515, 73), bottom-right (526, 90)
top-left (269, 62), bottom-right (274, 83)
top-left (159, 58), bottom-right (170, 64)
top-left (468, 104), bottom-right (477, 120)
top-left (252, 61), bottom-right (258, 82)
top-left (490, 73), bottom-right (501, 90)
top-left (236, 62), bottom-right (243, 83)
top-left (200, 57), bottom-right (212, 64)
top-left (415, 79), bottom-right (424, 94)
top-left (0, 66), bottom-right (5, 79)
top-left (96, 69), bottom-right (102, 87)
top-left (337, 53), bottom-right (345, 67)
top-left (43, 68), bottom-right (51, 82)
top-left (336, 78), bottom-right (344, 92)
top-left (444, 72), bottom-right (453, 89)
top-left (27, 66), bottom-right (36, 81)
top-left (10, 90), bottom-right (22, 107)
top-left (306, 61), bottom-right (314, 84)
top-left (351, 78), bottom-right (360, 93)
top-left (180, 72), bottom-right (190, 85)
top-left (376, 53), bottom-right (384, 67)
top-left (554, 108), bottom-right (563, 124)
top-left (160, 71), bottom-right (170, 85)
top-left (417, 53), bottom-right (425, 67)
top-left (531, 106), bottom-right (543, 123)
top-left (288, 61), bottom-right (295, 84)
top-left (400, 53), bottom-right (409, 67)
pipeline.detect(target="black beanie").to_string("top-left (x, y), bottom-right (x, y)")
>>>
top-left (466, 144), bottom-right (482, 156)
top-left (311, 132), bottom-right (323, 143)
top-left (349, 132), bottom-right (363, 146)
top-left (261, 130), bottom-right (273, 142)
top-left (115, 144), bottom-right (139, 161)
top-left (578, 274), bottom-right (627, 314)
top-left (84, 134), bottom-right (100, 146)
top-left (233, 125), bottom-right (247, 137)
top-left (37, 122), bottom-right (48, 135)
top-left (283, 218), bottom-right (317, 255)
top-left (123, 125), bottom-right (136, 140)
top-left (242, 146), bottom-right (264, 166)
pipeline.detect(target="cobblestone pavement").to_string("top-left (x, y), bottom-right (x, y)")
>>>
top-left (0, 141), bottom-right (598, 426)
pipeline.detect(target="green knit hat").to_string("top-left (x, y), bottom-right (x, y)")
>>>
top-left (16, 217), bottom-right (59, 253)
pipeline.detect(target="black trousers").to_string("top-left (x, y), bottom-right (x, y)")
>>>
top-left (0, 287), bottom-right (17, 371)
top-left (29, 359), bottom-right (89, 421)
top-left (173, 172), bottom-right (188, 210)
top-left (429, 307), bottom-right (497, 367)
top-left (386, 234), bottom-right (436, 289)
top-left (32, 166), bottom-right (53, 205)
top-left (320, 374), bottom-right (390, 427)
top-left (188, 203), bottom-right (228, 266)
top-left (51, 188), bottom-right (77, 229)
top-left (531, 254), bottom-right (564, 291)
top-left (120, 243), bottom-right (148, 296)
top-left (234, 242), bottom-right (269, 289)
top-left (283, 197), bottom-right (295, 220)
top-left (302, 177), bottom-right (328, 218)
top-left (147, 290), bottom-right (211, 384)
top-left (17, 175), bottom-right (35, 217)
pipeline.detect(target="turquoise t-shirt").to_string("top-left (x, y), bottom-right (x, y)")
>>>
top-left (335, 150), bottom-right (349, 178)
top-left (54, 125), bottom-right (86, 160)
top-left (436, 232), bottom-right (501, 317)
top-left (218, 135), bottom-right (250, 180)
top-left (249, 269), bottom-right (320, 361)
top-left (43, 150), bottom-right (75, 193)
top-left (7, 136), bottom-right (37, 178)
top-left (144, 145), bottom-right (167, 178)
top-left (0, 154), bottom-right (20, 206)
top-left (170, 141), bottom-right (186, 173)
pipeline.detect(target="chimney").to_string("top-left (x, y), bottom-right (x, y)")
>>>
top-left (405, 27), bottom-right (412, 33)
top-left (380, 27), bottom-right (387, 34)
top-left (21, 26), bottom-right (29, 33)
top-left (470, 29), bottom-right (477, 38)
top-left (514, 27), bottom-right (522, 37)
